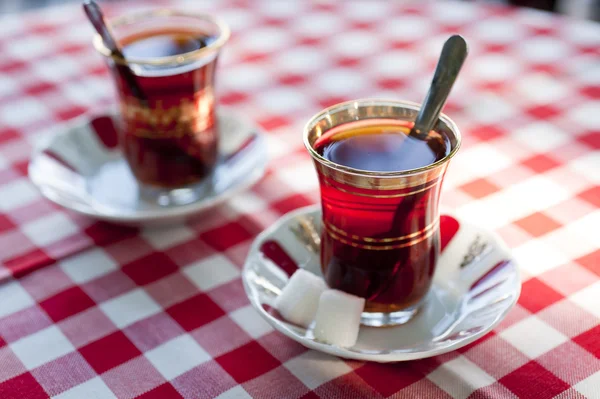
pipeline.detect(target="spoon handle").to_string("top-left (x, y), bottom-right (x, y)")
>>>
top-left (83, 0), bottom-right (148, 106)
top-left (411, 35), bottom-right (468, 139)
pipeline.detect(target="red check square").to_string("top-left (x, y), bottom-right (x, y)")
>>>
top-left (122, 252), bottom-right (178, 286)
top-left (518, 278), bottom-right (565, 313)
top-left (0, 214), bottom-right (15, 233)
top-left (24, 81), bottom-right (56, 97)
top-left (167, 293), bottom-right (225, 331)
top-left (576, 249), bottom-right (600, 276)
top-left (84, 222), bottom-right (138, 246)
top-left (573, 325), bottom-right (600, 358)
top-left (514, 212), bottom-right (562, 237)
top-left (499, 361), bottom-right (569, 399)
top-left (0, 372), bottom-right (48, 399)
top-left (577, 131), bottom-right (600, 149)
top-left (526, 105), bottom-right (562, 120)
top-left (278, 74), bottom-right (308, 86)
top-left (466, 124), bottom-right (506, 142)
top-left (521, 154), bottom-right (561, 174)
top-left (580, 87), bottom-right (600, 100)
top-left (377, 78), bottom-right (406, 90)
top-left (577, 186), bottom-right (600, 208)
top-left (0, 128), bottom-right (20, 144)
top-left (199, 222), bottom-right (254, 252)
top-left (55, 106), bottom-right (87, 122)
top-left (270, 193), bottom-right (314, 215)
top-left (216, 341), bottom-right (280, 383)
top-left (79, 331), bottom-right (142, 374)
top-left (257, 115), bottom-right (291, 131)
top-left (39, 286), bottom-right (95, 323)
top-left (220, 91), bottom-right (248, 106)
top-left (354, 362), bottom-right (424, 397)
top-left (460, 178), bottom-right (501, 199)
top-left (137, 383), bottom-right (183, 399)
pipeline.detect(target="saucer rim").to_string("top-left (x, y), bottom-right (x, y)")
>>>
top-left (242, 204), bottom-right (521, 363)
top-left (28, 109), bottom-right (268, 224)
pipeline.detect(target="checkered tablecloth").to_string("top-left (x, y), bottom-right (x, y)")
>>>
top-left (0, 0), bottom-right (598, 398)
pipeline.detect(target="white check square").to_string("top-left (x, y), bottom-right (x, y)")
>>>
top-left (284, 351), bottom-right (352, 390)
top-left (32, 55), bottom-right (81, 83)
top-left (215, 386), bottom-right (253, 399)
top-left (292, 12), bottom-right (343, 37)
top-left (0, 98), bottom-right (50, 128)
top-left (256, 87), bottom-right (311, 114)
top-left (278, 162), bottom-right (318, 193)
top-left (570, 281), bottom-right (600, 319)
top-left (465, 93), bottom-right (518, 125)
top-left (330, 30), bottom-right (383, 58)
top-left (500, 316), bottom-right (568, 359)
top-left (0, 281), bottom-right (35, 319)
top-left (512, 122), bottom-right (570, 152)
top-left (145, 334), bottom-right (210, 380)
top-left (236, 27), bottom-right (293, 53)
top-left (273, 46), bottom-right (328, 74)
top-left (230, 305), bottom-right (274, 339)
top-left (315, 68), bottom-right (368, 95)
top-left (514, 73), bottom-right (570, 104)
top-left (21, 212), bottom-right (79, 247)
top-left (142, 225), bottom-right (196, 251)
top-left (512, 239), bottom-right (570, 276)
top-left (568, 152), bottom-right (600, 184)
top-left (0, 179), bottom-right (41, 212)
top-left (183, 254), bottom-right (240, 292)
top-left (10, 325), bottom-right (75, 370)
top-left (381, 15), bottom-right (432, 41)
top-left (518, 36), bottom-right (571, 63)
top-left (367, 50), bottom-right (425, 79)
top-left (60, 248), bottom-right (117, 284)
top-left (100, 289), bottom-right (161, 329)
top-left (542, 212), bottom-right (600, 260)
top-left (228, 192), bottom-right (267, 214)
top-left (428, 356), bottom-right (496, 399)
top-left (4, 36), bottom-right (52, 60)
top-left (575, 370), bottom-right (600, 398)
top-left (53, 376), bottom-right (117, 399)
top-left (221, 64), bottom-right (271, 92)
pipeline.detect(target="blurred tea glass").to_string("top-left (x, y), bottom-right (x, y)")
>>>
top-left (304, 99), bottom-right (461, 326)
top-left (94, 10), bottom-right (229, 205)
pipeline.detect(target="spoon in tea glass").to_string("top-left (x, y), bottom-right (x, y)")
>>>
top-left (83, 0), bottom-right (148, 105)
top-left (409, 35), bottom-right (468, 140)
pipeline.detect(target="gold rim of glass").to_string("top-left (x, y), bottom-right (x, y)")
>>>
top-left (303, 98), bottom-right (462, 178)
top-left (92, 9), bottom-right (230, 66)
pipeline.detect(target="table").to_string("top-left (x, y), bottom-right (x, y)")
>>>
top-left (0, 0), bottom-right (599, 398)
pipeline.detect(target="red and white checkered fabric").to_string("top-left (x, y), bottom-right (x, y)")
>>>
top-left (0, 0), bottom-right (598, 398)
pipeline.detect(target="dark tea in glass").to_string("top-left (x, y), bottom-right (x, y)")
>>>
top-left (94, 11), bottom-right (229, 204)
top-left (304, 100), bottom-right (461, 326)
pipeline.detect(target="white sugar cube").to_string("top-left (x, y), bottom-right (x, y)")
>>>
top-left (314, 289), bottom-right (365, 347)
top-left (274, 269), bottom-right (326, 327)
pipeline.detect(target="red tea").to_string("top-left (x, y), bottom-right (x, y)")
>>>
top-left (113, 29), bottom-right (219, 188)
top-left (315, 120), bottom-right (449, 313)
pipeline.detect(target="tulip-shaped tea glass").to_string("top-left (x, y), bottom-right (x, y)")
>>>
top-left (94, 10), bottom-right (230, 205)
top-left (304, 99), bottom-right (461, 326)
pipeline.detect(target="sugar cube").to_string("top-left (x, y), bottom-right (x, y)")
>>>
top-left (274, 269), bottom-right (326, 327)
top-left (314, 289), bottom-right (365, 347)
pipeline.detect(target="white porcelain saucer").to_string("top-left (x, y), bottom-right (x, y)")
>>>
top-left (243, 205), bottom-right (521, 363)
top-left (29, 110), bottom-right (267, 225)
